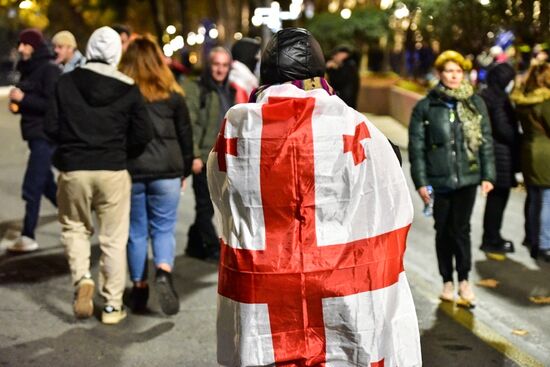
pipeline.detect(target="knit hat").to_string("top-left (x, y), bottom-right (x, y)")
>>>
top-left (18, 28), bottom-right (45, 50)
top-left (52, 30), bottom-right (77, 48)
top-left (434, 50), bottom-right (472, 71)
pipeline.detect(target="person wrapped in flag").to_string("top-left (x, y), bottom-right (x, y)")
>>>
top-left (207, 27), bottom-right (422, 367)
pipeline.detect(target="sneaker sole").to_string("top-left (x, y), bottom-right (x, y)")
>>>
top-left (7, 244), bottom-right (39, 253)
top-left (102, 310), bottom-right (127, 325)
top-left (155, 281), bottom-right (180, 315)
top-left (74, 282), bottom-right (94, 319)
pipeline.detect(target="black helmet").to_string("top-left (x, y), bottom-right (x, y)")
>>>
top-left (260, 27), bottom-right (325, 85)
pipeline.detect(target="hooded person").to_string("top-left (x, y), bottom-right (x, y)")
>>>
top-left (208, 27), bottom-right (421, 366)
top-left (44, 26), bottom-right (153, 325)
top-left (228, 37), bottom-right (261, 103)
top-left (479, 63), bottom-right (520, 254)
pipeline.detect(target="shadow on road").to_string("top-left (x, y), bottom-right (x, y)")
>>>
top-left (0, 321), bottom-right (175, 367)
top-left (475, 256), bottom-right (550, 306)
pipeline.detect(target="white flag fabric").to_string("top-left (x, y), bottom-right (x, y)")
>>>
top-left (207, 83), bottom-right (422, 367)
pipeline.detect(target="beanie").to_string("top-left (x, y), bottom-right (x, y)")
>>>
top-left (434, 50), bottom-right (472, 71)
top-left (52, 30), bottom-right (77, 48)
top-left (19, 28), bottom-right (45, 50)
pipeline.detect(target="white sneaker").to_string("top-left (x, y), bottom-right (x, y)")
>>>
top-left (8, 236), bottom-right (39, 253)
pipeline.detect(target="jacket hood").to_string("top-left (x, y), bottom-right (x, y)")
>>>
top-left (231, 38), bottom-right (261, 72)
top-left (70, 64), bottom-right (134, 107)
top-left (260, 27), bottom-right (325, 85)
top-left (85, 26), bottom-right (122, 66)
top-left (486, 63), bottom-right (515, 90)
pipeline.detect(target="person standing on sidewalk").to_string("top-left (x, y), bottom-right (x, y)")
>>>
top-left (7, 28), bottom-right (61, 253)
top-left (409, 50), bottom-right (495, 305)
top-left (479, 63), bottom-right (520, 254)
top-left (52, 30), bottom-right (85, 74)
top-left (119, 35), bottom-right (194, 315)
top-left (45, 26), bottom-right (152, 324)
top-left (181, 47), bottom-right (236, 261)
top-left (511, 62), bottom-right (550, 261)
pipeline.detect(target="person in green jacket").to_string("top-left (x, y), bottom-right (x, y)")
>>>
top-left (408, 50), bottom-right (496, 305)
top-left (180, 47), bottom-right (236, 261)
top-left (511, 62), bottom-right (550, 261)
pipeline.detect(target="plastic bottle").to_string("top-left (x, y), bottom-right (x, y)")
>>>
top-left (423, 185), bottom-right (434, 217)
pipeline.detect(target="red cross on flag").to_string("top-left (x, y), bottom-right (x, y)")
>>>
top-left (207, 84), bottom-right (421, 366)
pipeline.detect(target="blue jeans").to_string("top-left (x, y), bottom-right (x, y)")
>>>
top-left (128, 178), bottom-right (181, 282)
top-left (22, 139), bottom-right (57, 238)
top-left (526, 186), bottom-right (550, 250)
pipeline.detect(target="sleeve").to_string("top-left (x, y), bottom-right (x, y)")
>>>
top-left (43, 83), bottom-right (60, 142)
top-left (408, 100), bottom-right (429, 189)
top-left (127, 87), bottom-right (153, 158)
top-left (179, 77), bottom-right (202, 158)
top-left (174, 94), bottom-right (195, 178)
top-left (539, 100), bottom-right (550, 134)
top-left (475, 96), bottom-right (496, 183)
top-left (19, 65), bottom-right (61, 115)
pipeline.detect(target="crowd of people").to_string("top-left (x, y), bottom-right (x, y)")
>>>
top-left (4, 23), bottom-right (549, 332)
top-left (409, 48), bottom-right (550, 306)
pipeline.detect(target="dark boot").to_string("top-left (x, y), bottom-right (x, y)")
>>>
top-left (130, 285), bottom-right (149, 313)
top-left (155, 269), bottom-right (180, 315)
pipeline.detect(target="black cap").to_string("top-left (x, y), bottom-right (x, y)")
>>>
top-left (260, 27), bottom-right (325, 85)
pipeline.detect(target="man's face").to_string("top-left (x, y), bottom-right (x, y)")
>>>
top-left (120, 32), bottom-right (130, 52)
top-left (210, 51), bottom-right (231, 84)
top-left (54, 44), bottom-right (74, 65)
top-left (17, 43), bottom-right (33, 61)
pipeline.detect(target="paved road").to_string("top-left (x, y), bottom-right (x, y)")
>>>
top-left (0, 101), bottom-right (548, 366)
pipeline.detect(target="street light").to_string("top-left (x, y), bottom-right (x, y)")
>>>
top-left (340, 8), bottom-right (352, 19)
top-left (166, 25), bottom-right (176, 35)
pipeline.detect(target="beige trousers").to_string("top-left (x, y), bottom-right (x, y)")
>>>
top-left (57, 170), bottom-right (131, 308)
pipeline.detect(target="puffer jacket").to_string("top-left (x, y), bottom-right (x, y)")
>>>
top-left (127, 92), bottom-right (194, 180)
top-left (409, 88), bottom-right (496, 191)
top-left (511, 89), bottom-right (550, 187)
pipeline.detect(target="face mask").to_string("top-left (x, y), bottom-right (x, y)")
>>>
top-left (505, 80), bottom-right (514, 94)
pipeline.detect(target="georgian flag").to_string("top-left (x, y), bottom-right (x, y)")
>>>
top-left (207, 83), bottom-right (422, 367)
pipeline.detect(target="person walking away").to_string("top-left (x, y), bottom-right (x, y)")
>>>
top-left (44, 26), bottom-right (153, 324)
top-left (479, 63), bottom-right (520, 254)
top-left (7, 28), bottom-right (61, 252)
top-left (181, 47), bottom-right (236, 261)
top-left (229, 37), bottom-right (260, 104)
top-left (52, 30), bottom-right (85, 74)
top-left (119, 35), bottom-right (194, 315)
top-left (326, 45), bottom-right (360, 109)
top-left (511, 62), bottom-right (550, 261)
top-left (408, 50), bottom-right (496, 305)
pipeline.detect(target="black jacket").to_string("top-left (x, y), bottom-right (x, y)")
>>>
top-left (15, 45), bottom-right (61, 141)
top-left (327, 56), bottom-right (360, 109)
top-left (45, 62), bottom-right (153, 171)
top-left (480, 63), bottom-right (520, 188)
top-left (409, 88), bottom-right (496, 191)
top-left (127, 92), bottom-right (194, 180)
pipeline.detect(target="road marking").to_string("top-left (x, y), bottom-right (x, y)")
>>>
top-left (409, 271), bottom-right (546, 367)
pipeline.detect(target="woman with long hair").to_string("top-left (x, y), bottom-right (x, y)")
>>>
top-left (119, 35), bottom-right (193, 315)
top-left (511, 62), bottom-right (550, 261)
top-left (408, 50), bottom-right (495, 305)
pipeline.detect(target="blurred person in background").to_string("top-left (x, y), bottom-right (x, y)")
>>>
top-left (52, 30), bottom-right (85, 73)
top-left (511, 62), bottom-right (550, 262)
top-left (181, 47), bottom-right (236, 262)
top-left (45, 26), bottom-right (152, 324)
top-left (326, 45), bottom-right (360, 109)
top-left (409, 50), bottom-right (495, 305)
top-left (7, 28), bottom-right (61, 253)
top-left (119, 35), bottom-right (194, 315)
top-left (479, 63), bottom-right (520, 254)
top-left (112, 24), bottom-right (132, 52)
top-left (229, 37), bottom-right (261, 104)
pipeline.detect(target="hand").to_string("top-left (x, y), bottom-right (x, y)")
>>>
top-left (417, 186), bottom-right (431, 205)
top-left (181, 178), bottom-right (187, 191)
top-left (9, 88), bottom-right (24, 102)
top-left (192, 158), bottom-right (204, 174)
top-left (481, 180), bottom-right (494, 196)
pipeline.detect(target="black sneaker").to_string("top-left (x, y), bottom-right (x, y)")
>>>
top-left (155, 269), bottom-right (180, 315)
top-left (130, 285), bottom-right (149, 313)
top-left (480, 240), bottom-right (514, 254)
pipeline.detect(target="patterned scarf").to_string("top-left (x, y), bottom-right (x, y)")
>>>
top-left (249, 77), bottom-right (334, 103)
top-left (435, 81), bottom-right (483, 164)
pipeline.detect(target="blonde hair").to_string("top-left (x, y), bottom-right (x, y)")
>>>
top-left (119, 34), bottom-right (184, 102)
top-left (434, 50), bottom-right (472, 72)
